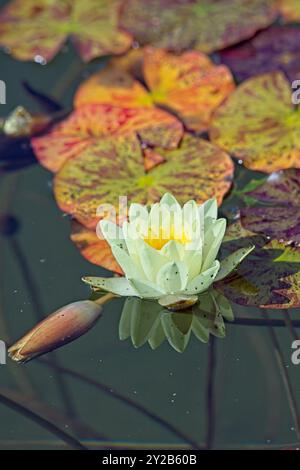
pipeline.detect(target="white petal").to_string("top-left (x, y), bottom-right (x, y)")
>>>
top-left (138, 243), bottom-right (168, 282)
top-left (128, 203), bottom-right (149, 238)
top-left (129, 203), bottom-right (149, 223)
top-left (122, 221), bottom-right (140, 255)
top-left (148, 205), bottom-right (169, 238)
top-left (160, 240), bottom-right (184, 261)
top-left (183, 248), bottom-right (202, 280)
top-left (82, 276), bottom-right (137, 296)
top-left (129, 279), bottom-right (164, 298)
top-left (149, 196), bottom-right (182, 239)
top-left (168, 210), bottom-right (184, 239)
top-left (121, 224), bottom-right (148, 278)
top-left (148, 202), bottom-right (161, 236)
top-left (99, 220), bottom-right (125, 249)
top-left (200, 199), bottom-right (218, 237)
top-left (185, 236), bottom-right (203, 252)
top-left (203, 198), bottom-right (218, 221)
top-left (156, 261), bottom-right (188, 294)
top-left (111, 245), bottom-right (143, 279)
top-left (183, 200), bottom-right (201, 240)
top-left (160, 193), bottom-right (181, 209)
top-left (215, 246), bottom-right (254, 281)
top-left (202, 219), bottom-right (226, 271)
top-left (160, 193), bottom-right (182, 233)
top-left (184, 260), bottom-right (220, 294)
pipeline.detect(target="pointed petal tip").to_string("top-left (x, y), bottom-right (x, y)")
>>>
top-left (160, 192), bottom-right (180, 207)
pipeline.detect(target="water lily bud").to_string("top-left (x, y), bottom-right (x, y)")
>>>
top-left (1, 106), bottom-right (55, 138)
top-left (8, 301), bottom-right (102, 363)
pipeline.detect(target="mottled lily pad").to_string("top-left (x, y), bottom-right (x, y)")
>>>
top-left (75, 48), bottom-right (235, 132)
top-left (74, 65), bottom-right (152, 109)
top-left (277, 0), bottom-right (300, 22)
top-left (210, 71), bottom-right (300, 173)
top-left (120, 0), bottom-right (277, 54)
top-left (261, 242), bottom-right (300, 308)
top-left (220, 26), bottom-right (300, 82)
top-left (0, 0), bottom-right (132, 63)
top-left (31, 103), bottom-right (183, 172)
top-left (241, 169), bottom-right (300, 246)
top-left (143, 48), bottom-right (235, 132)
top-left (54, 134), bottom-right (234, 229)
top-left (216, 227), bottom-right (300, 308)
top-left (270, 272), bottom-right (300, 308)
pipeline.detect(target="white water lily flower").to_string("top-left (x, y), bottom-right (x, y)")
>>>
top-left (83, 194), bottom-right (254, 309)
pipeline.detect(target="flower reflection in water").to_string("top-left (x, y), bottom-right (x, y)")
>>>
top-left (119, 289), bottom-right (233, 353)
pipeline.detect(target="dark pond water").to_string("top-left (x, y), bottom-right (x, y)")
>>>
top-left (1, 1), bottom-right (300, 451)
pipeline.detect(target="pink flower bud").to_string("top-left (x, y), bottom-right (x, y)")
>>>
top-left (9, 300), bottom-right (102, 363)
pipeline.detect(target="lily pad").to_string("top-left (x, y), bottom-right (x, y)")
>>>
top-left (54, 134), bottom-right (234, 229)
top-left (0, 0), bottom-right (132, 63)
top-left (260, 242), bottom-right (300, 308)
top-left (216, 224), bottom-right (300, 308)
top-left (109, 47), bottom-right (145, 80)
top-left (241, 169), bottom-right (300, 246)
top-left (216, 243), bottom-right (300, 308)
top-left (220, 26), bottom-right (300, 82)
top-left (31, 103), bottom-right (183, 172)
top-left (277, 0), bottom-right (300, 22)
top-left (143, 48), bottom-right (235, 132)
top-left (74, 65), bottom-right (152, 109)
top-left (120, 0), bottom-right (277, 54)
top-left (269, 272), bottom-right (300, 308)
top-left (210, 71), bottom-right (300, 173)
top-left (75, 48), bottom-right (235, 132)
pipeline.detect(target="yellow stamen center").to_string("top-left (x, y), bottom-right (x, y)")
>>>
top-left (143, 226), bottom-right (190, 250)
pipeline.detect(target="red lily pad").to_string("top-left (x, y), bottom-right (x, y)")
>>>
top-left (241, 169), bottom-right (300, 246)
top-left (0, 0), bottom-right (132, 63)
top-left (120, 0), bottom-right (277, 54)
top-left (220, 26), bottom-right (300, 82)
top-left (31, 103), bottom-right (183, 172)
top-left (210, 71), bottom-right (300, 173)
top-left (54, 134), bottom-right (234, 229)
top-left (75, 47), bottom-right (235, 133)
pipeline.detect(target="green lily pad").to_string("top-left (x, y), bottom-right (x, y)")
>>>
top-left (54, 134), bottom-right (234, 229)
top-left (120, 0), bottom-right (277, 54)
top-left (0, 0), bottom-right (132, 62)
top-left (210, 72), bottom-right (300, 173)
